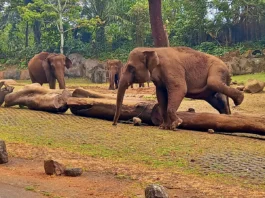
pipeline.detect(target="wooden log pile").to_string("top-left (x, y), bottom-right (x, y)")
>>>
top-left (67, 88), bottom-right (265, 135)
top-left (4, 83), bottom-right (72, 113)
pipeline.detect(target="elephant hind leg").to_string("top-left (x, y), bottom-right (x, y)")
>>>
top-left (207, 67), bottom-right (244, 106)
top-left (206, 93), bottom-right (231, 114)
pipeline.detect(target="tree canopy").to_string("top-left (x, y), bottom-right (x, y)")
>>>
top-left (1, 0), bottom-right (265, 66)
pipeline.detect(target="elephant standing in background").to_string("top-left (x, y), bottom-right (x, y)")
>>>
top-left (106, 59), bottom-right (123, 90)
top-left (113, 47), bottom-right (244, 130)
top-left (107, 59), bottom-right (150, 90)
top-left (28, 52), bottom-right (72, 89)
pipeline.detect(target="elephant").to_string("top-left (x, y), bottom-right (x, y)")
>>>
top-left (106, 59), bottom-right (150, 90)
top-left (106, 59), bottom-right (123, 90)
top-left (28, 52), bottom-right (72, 89)
top-left (113, 47), bottom-right (244, 130)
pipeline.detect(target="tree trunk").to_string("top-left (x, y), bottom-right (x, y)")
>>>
top-left (33, 20), bottom-right (41, 45)
top-left (58, 0), bottom-right (64, 54)
top-left (25, 21), bottom-right (29, 47)
top-left (4, 84), bottom-right (71, 113)
top-left (148, 0), bottom-right (169, 47)
top-left (68, 97), bottom-right (265, 135)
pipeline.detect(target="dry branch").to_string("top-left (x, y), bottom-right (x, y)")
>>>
top-left (68, 97), bottom-right (265, 135)
top-left (4, 83), bottom-right (72, 113)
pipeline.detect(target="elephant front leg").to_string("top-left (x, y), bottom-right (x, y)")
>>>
top-left (166, 83), bottom-right (187, 130)
top-left (156, 86), bottom-right (170, 129)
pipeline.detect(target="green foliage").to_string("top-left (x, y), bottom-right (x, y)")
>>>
top-left (1, 0), bottom-right (265, 68)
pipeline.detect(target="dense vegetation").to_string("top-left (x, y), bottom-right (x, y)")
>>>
top-left (1, 0), bottom-right (265, 67)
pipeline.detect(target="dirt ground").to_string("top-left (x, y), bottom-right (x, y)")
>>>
top-left (1, 81), bottom-right (265, 198)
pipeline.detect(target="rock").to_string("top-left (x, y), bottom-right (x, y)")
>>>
top-left (231, 81), bottom-right (237, 85)
top-left (90, 64), bottom-right (107, 83)
top-left (236, 85), bottom-right (245, 91)
top-left (0, 140), bottom-right (8, 164)
top-left (64, 168), bottom-right (83, 177)
top-left (44, 160), bottom-right (65, 176)
top-left (65, 53), bottom-right (86, 78)
top-left (244, 79), bottom-right (265, 93)
top-left (145, 184), bottom-right (169, 198)
top-left (208, 129), bottom-right (215, 134)
top-left (187, 108), bottom-right (195, 113)
top-left (133, 117), bottom-right (142, 126)
top-left (3, 69), bottom-right (20, 80)
top-left (20, 70), bottom-right (30, 80)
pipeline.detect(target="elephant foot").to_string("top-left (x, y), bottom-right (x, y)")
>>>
top-left (233, 91), bottom-right (244, 106)
top-left (171, 118), bottom-right (183, 131)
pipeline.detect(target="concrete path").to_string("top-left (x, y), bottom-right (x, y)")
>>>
top-left (0, 183), bottom-right (43, 198)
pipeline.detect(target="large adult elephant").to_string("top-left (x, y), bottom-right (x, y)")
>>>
top-left (113, 47), bottom-right (244, 130)
top-left (107, 59), bottom-right (150, 90)
top-left (28, 52), bottom-right (72, 89)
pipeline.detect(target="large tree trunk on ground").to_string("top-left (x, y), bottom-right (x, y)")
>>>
top-left (148, 0), bottom-right (169, 47)
top-left (68, 97), bottom-right (265, 135)
top-left (4, 84), bottom-right (71, 113)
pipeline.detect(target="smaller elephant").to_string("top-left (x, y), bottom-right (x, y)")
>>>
top-left (106, 59), bottom-right (123, 90)
top-left (107, 59), bottom-right (150, 90)
top-left (28, 52), bottom-right (72, 89)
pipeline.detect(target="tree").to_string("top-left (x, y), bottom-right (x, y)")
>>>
top-left (148, 0), bottom-right (169, 47)
top-left (20, 0), bottom-right (100, 54)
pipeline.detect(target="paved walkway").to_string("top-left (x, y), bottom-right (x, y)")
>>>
top-left (0, 183), bottom-right (43, 198)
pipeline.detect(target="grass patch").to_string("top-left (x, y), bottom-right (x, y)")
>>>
top-left (232, 73), bottom-right (265, 84)
top-left (25, 186), bottom-right (36, 191)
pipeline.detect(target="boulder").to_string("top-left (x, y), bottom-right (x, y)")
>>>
top-left (83, 59), bottom-right (101, 80)
top-left (65, 53), bottom-right (86, 78)
top-left (20, 70), bottom-right (30, 80)
top-left (244, 79), bottom-right (265, 93)
top-left (0, 140), bottom-right (8, 164)
top-left (3, 69), bottom-right (20, 80)
top-left (44, 160), bottom-right (65, 176)
top-left (90, 64), bottom-right (107, 83)
top-left (145, 184), bottom-right (169, 198)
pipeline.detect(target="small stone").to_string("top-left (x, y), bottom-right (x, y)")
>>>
top-left (44, 160), bottom-right (65, 176)
top-left (187, 108), bottom-right (195, 113)
top-left (208, 129), bottom-right (215, 134)
top-left (145, 184), bottom-right (169, 198)
top-left (190, 159), bottom-right (195, 162)
top-left (0, 140), bottom-right (8, 164)
top-left (133, 117), bottom-right (142, 126)
top-left (64, 168), bottom-right (83, 177)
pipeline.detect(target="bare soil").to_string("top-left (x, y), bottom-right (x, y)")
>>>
top-left (1, 82), bottom-right (265, 198)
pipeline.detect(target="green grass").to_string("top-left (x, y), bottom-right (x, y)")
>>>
top-left (231, 73), bottom-right (265, 84)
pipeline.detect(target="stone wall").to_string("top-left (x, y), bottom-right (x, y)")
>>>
top-left (220, 49), bottom-right (265, 75)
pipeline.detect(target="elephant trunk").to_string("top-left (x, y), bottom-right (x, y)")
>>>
top-left (56, 70), bottom-right (66, 89)
top-left (112, 74), bottom-right (131, 125)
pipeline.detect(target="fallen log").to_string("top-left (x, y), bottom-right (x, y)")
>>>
top-left (72, 88), bottom-right (115, 99)
top-left (68, 97), bottom-right (265, 135)
top-left (4, 83), bottom-right (72, 113)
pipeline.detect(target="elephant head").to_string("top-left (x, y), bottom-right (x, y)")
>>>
top-left (113, 48), bottom-right (156, 125)
top-left (107, 59), bottom-right (123, 90)
top-left (42, 53), bottom-right (72, 89)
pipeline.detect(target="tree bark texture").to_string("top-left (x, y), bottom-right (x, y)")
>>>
top-left (4, 83), bottom-right (71, 113)
top-left (68, 97), bottom-right (265, 135)
top-left (148, 0), bottom-right (169, 47)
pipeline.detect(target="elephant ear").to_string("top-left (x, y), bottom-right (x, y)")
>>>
top-left (42, 58), bottom-right (52, 82)
top-left (65, 57), bottom-right (72, 69)
top-left (143, 51), bottom-right (159, 70)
